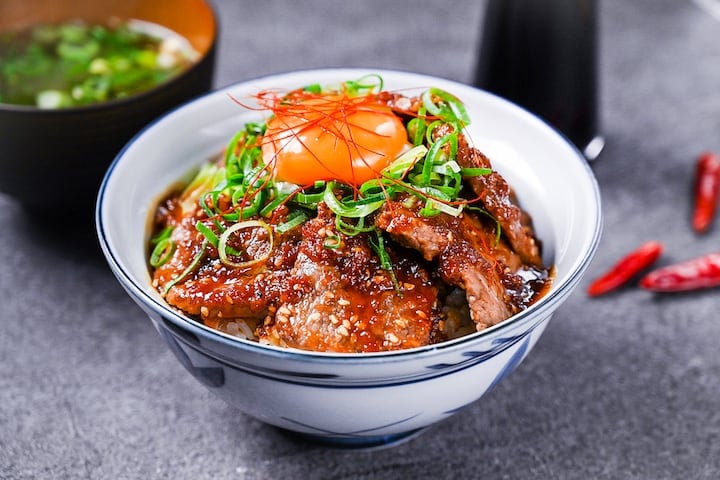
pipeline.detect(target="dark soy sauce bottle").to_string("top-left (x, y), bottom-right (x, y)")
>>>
top-left (474, 0), bottom-right (604, 160)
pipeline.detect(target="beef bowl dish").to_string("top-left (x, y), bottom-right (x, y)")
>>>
top-left (97, 69), bottom-right (602, 448)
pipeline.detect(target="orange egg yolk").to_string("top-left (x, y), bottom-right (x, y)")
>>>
top-left (261, 96), bottom-right (408, 186)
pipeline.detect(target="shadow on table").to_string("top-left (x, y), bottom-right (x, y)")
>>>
top-left (12, 200), bottom-right (106, 265)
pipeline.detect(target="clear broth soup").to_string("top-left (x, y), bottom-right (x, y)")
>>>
top-left (0, 18), bottom-right (198, 108)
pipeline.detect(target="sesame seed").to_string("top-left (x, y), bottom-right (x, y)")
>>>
top-left (386, 333), bottom-right (400, 344)
top-left (277, 305), bottom-right (292, 316)
top-left (395, 97), bottom-right (411, 110)
top-left (342, 319), bottom-right (351, 329)
top-left (403, 282), bottom-right (416, 291)
top-left (337, 325), bottom-right (350, 336)
top-left (338, 298), bottom-right (350, 306)
top-left (415, 310), bottom-right (428, 320)
top-left (277, 314), bottom-right (289, 323)
top-left (200, 306), bottom-right (209, 317)
top-left (308, 312), bottom-right (321, 322)
top-left (264, 316), bottom-right (272, 325)
top-left (329, 314), bottom-right (340, 325)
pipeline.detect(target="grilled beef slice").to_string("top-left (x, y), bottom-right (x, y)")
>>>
top-left (375, 198), bottom-right (530, 330)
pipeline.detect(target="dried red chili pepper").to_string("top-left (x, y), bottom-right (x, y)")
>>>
top-left (640, 252), bottom-right (720, 292)
top-left (692, 152), bottom-right (720, 233)
top-left (587, 241), bottom-right (664, 297)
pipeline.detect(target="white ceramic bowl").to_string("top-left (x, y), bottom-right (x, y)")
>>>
top-left (96, 69), bottom-right (602, 448)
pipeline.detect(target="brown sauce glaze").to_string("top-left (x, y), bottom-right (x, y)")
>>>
top-left (149, 88), bottom-right (553, 353)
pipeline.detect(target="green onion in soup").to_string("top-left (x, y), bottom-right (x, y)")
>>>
top-left (0, 19), bottom-right (199, 108)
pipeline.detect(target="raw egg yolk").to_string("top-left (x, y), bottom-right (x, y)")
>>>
top-left (261, 97), bottom-right (408, 186)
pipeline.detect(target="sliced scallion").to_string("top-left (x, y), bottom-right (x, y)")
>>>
top-left (461, 167), bottom-right (493, 177)
top-left (323, 182), bottom-right (385, 218)
top-left (149, 238), bottom-right (176, 267)
top-left (323, 234), bottom-right (343, 249)
top-left (195, 221), bottom-right (220, 247)
top-left (218, 220), bottom-right (274, 268)
top-left (276, 211), bottom-right (308, 233)
top-left (335, 216), bottom-right (375, 236)
top-left (369, 229), bottom-right (401, 294)
top-left (162, 239), bottom-right (208, 295)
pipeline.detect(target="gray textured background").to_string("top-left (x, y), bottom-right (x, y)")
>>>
top-left (3, 0), bottom-right (720, 478)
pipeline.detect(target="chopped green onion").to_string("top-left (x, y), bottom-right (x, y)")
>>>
top-left (420, 198), bottom-right (464, 217)
top-left (149, 226), bottom-right (175, 267)
top-left (196, 221), bottom-right (243, 256)
top-left (421, 87), bottom-right (471, 128)
top-left (232, 187), bottom-right (264, 219)
top-left (424, 120), bottom-right (446, 145)
top-left (259, 192), bottom-right (290, 217)
top-left (421, 133), bottom-right (457, 186)
top-left (343, 73), bottom-right (384, 96)
top-left (218, 220), bottom-right (274, 268)
top-left (461, 167), bottom-right (493, 177)
top-left (195, 221), bottom-right (220, 247)
top-left (406, 117), bottom-right (427, 146)
top-left (245, 122), bottom-right (266, 136)
top-left (276, 210), bottom-right (308, 233)
top-left (224, 130), bottom-right (247, 167)
top-left (220, 211), bottom-right (240, 223)
top-left (162, 240), bottom-right (208, 295)
top-left (369, 229), bottom-right (401, 294)
top-left (335, 216), bottom-right (375, 236)
top-left (149, 238), bottom-right (176, 267)
top-left (293, 190), bottom-right (325, 207)
top-left (179, 163), bottom-right (224, 215)
top-left (323, 182), bottom-right (385, 218)
top-left (380, 145), bottom-right (428, 181)
top-left (436, 160), bottom-right (461, 175)
top-left (323, 234), bottom-right (343, 249)
top-left (150, 226), bottom-right (173, 246)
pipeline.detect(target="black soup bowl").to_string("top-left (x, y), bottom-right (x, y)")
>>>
top-left (0, 0), bottom-right (218, 220)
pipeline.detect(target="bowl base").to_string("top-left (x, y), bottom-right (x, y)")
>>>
top-left (280, 427), bottom-right (427, 450)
